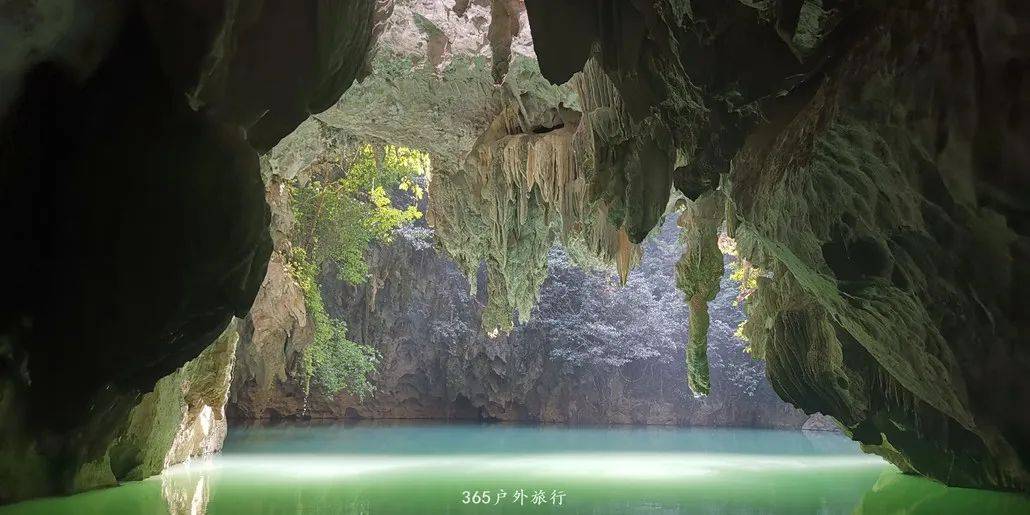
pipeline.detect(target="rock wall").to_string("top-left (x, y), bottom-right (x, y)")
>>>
top-left (229, 214), bottom-right (808, 429)
top-left (107, 324), bottom-right (239, 484)
top-left (229, 221), bottom-right (313, 419)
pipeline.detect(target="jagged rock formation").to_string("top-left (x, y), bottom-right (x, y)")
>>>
top-left (522, 0), bottom-right (1030, 491)
top-left (427, 96), bottom-right (643, 332)
top-left (229, 176), bottom-right (313, 419)
top-left (0, 0), bottom-right (392, 502)
top-left (676, 191), bottom-right (726, 396)
top-left (229, 214), bottom-right (809, 429)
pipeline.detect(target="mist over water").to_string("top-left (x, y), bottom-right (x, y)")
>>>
top-left (3, 423), bottom-right (1027, 514)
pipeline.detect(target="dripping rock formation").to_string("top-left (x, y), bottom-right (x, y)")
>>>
top-left (522, 0), bottom-right (1030, 491)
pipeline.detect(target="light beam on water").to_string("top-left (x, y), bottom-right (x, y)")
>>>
top-left (1, 423), bottom-right (1027, 514)
top-left (171, 451), bottom-right (887, 482)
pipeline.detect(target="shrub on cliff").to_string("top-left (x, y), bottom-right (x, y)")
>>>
top-left (289, 144), bottom-right (426, 398)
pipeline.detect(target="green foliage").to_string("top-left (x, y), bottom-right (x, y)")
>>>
top-left (292, 144), bottom-right (425, 283)
top-left (287, 247), bottom-right (380, 399)
top-left (719, 232), bottom-right (763, 354)
top-left (288, 144), bottom-right (427, 398)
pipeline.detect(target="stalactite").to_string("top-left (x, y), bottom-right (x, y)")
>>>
top-left (427, 69), bottom-right (648, 331)
top-left (487, 0), bottom-right (522, 83)
top-left (675, 190), bottom-right (725, 396)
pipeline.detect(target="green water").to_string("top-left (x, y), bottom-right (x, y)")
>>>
top-left (3, 422), bottom-right (1027, 514)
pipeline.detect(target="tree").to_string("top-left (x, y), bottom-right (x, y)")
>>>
top-left (288, 144), bottom-right (426, 398)
top-left (527, 244), bottom-right (682, 371)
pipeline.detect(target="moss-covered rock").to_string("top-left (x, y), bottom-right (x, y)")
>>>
top-left (0, 324), bottom-right (238, 503)
top-left (107, 324), bottom-right (238, 481)
top-left (675, 191), bottom-right (726, 396)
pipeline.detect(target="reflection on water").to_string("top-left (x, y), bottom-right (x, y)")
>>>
top-left (853, 470), bottom-right (1029, 515)
top-left (1, 422), bottom-right (1027, 514)
top-left (161, 456), bottom-right (211, 515)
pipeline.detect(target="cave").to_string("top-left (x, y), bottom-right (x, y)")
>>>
top-left (0, 0), bottom-right (1027, 513)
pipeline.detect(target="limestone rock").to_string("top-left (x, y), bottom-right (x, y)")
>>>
top-left (229, 217), bottom-right (809, 429)
top-left (0, 324), bottom-right (238, 503)
top-left (523, 0), bottom-right (1030, 491)
top-left (229, 252), bottom-right (313, 419)
top-left (108, 324), bottom-right (239, 481)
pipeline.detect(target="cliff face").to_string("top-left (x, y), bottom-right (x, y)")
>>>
top-left (227, 173), bottom-right (314, 420)
top-left (230, 214), bottom-right (808, 429)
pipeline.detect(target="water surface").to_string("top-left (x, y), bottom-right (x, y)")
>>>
top-left (3, 421), bottom-right (1027, 514)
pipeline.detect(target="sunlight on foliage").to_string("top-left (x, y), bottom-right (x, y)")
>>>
top-left (720, 232), bottom-right (765, 354)
top-left (292, 145), bottom-right (426, 283)
top-left (288, 144), bottom-right (427, 398)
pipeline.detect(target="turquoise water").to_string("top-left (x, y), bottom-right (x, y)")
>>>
top-left (2, 422), bottom-right (1027, 514)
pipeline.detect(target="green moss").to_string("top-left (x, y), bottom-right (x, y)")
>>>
top-left (685, 298), bottom-right (712, 396)
top-left (286, 144), bottom-right (424, 398)
top-left (427, 116), bottom-right (624, 334)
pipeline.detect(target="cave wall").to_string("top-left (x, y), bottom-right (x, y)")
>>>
top-left (521, 0), bottom-right (1030, 491)
top-left (1, 323), bottom-right (238, 502)
top-left (733, 5), bottom-right (1030, 489)
top-left (0, 0), bottom-right (393, 502)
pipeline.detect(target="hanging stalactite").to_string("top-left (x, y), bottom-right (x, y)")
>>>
top-left (675, 190), bottom-right (725, 396)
